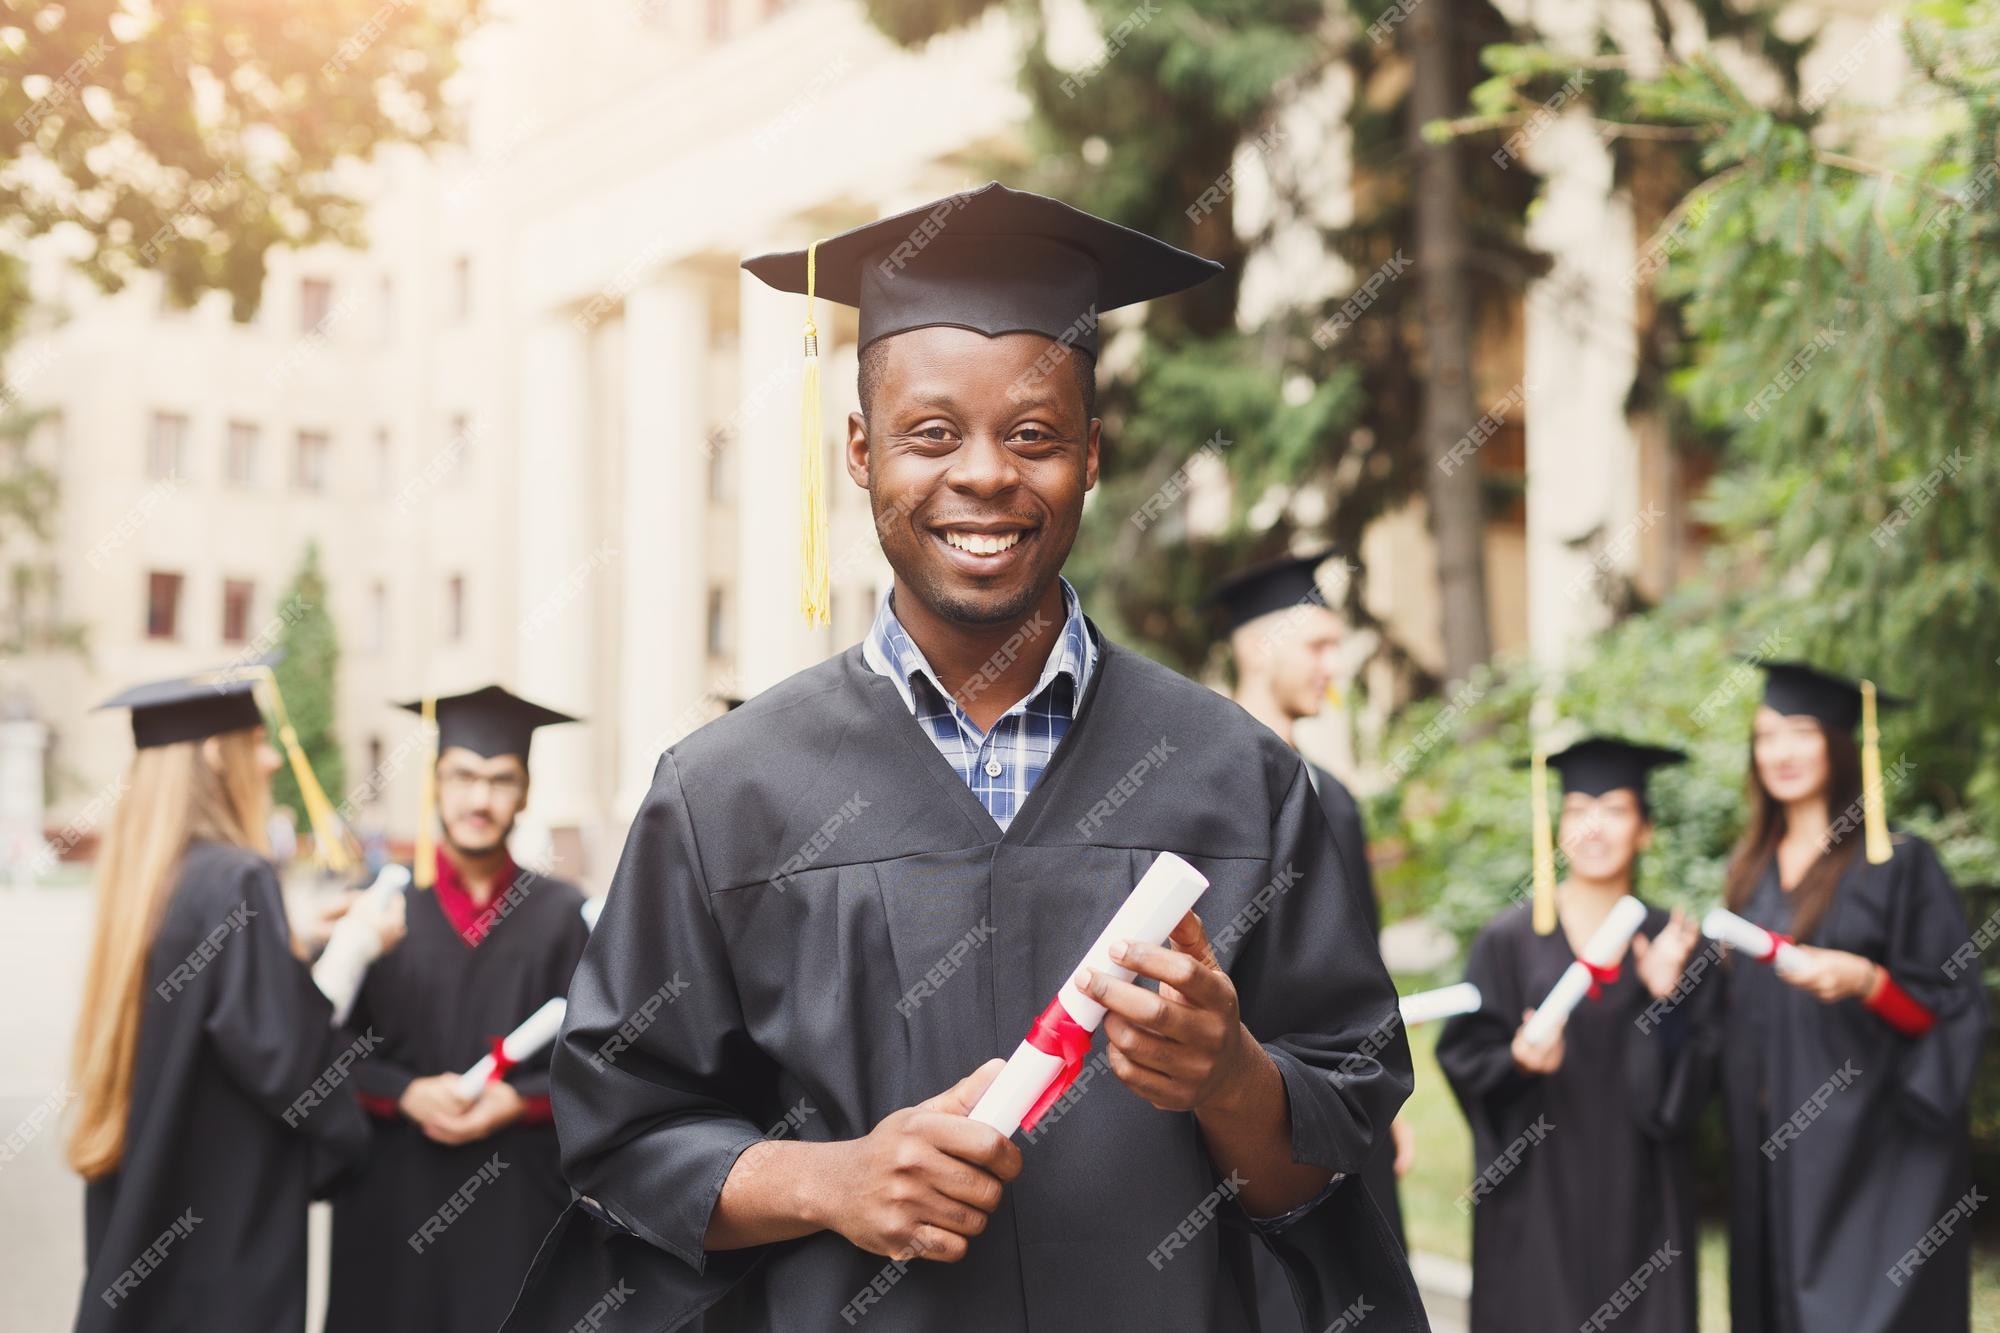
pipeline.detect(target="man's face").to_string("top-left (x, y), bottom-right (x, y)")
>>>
top-left (435, 747), bottom-right (528, 856)
top-left (1239, 603), bottom-right (1343, 718)
top-left (847, 326), bottom-right (1098, 626)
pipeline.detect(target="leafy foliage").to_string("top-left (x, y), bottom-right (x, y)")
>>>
top-left (268, 544), bottom-right (344, 832)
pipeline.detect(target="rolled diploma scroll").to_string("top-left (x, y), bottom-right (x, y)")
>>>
top-left (968, 852), bottom-right (1210, 1137)
top-left (457, 996), bottom-right (568, 1100)
top-left (312, 863), bottom-right (411, 1026)
top-left (1702, 908), bottom-right (1805, 975)
top-left (1399, 982), bottom-right (1483, 1027)
top-left (1521, 895), bottom-right (1649, 1048)
top-left (580, 896), bottom-right (604, 931)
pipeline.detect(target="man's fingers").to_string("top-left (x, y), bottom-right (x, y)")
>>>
top-left (913, 1112), bottom-right (1022, 1180)
top-left (1079, 971), bottom-right (1190, 1037)
top-left (1110, 938), bottom-right (1231, 1010)
top-left (922, 1057), bottom-right (1006, 1116)
top-left (1104, 1015), bottom-right (1202, 1079)
top-left (1166, 911), bottom-right (1220, 968)
top-left (903, 1223), bottom-right (968, 1265)
top-left (908, 1147), bottom-right (1007, 1213)
top-left (1630, 933), bottom-right (1651, 961)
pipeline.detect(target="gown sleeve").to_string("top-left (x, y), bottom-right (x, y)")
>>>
top-left (347, 976), bottom-right (421, 1112)
top-left (550, 752), bottom-right (778, 1274)
top-left (1436, 921), bottom-right (1533, 1109)
top-left (1229, 762), bottom-right (1413, 1183)
top-left (1877, 838), bottom-right (1990, 1130)
top-left (198, 856), bottom-right (370, 1181)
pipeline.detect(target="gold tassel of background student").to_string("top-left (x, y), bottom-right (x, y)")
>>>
top-left (800, 238), bottom-right (830, 626)
top-left (241, 664), bottom-right (357, 874)
top-left (1531, 748), bottom-right (1557, 935)
top-left (1861, 679), bottom-right (1892, 864)
top-left (414, 694), bottom-right (439, 888)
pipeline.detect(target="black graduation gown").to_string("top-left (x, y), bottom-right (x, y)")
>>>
top-left (504, 633), bottom-right (1428, 1333)
top-left (77, 838), bottom-right (369, 1333)
top-left (1434, 901), bottom-right (1701, 1333)
top-left (326, 870), bottom-right (589, 1333)
top-left (1305, 760), bottom-right (1404, 1248)
top-left (1700, 836), bottom-right (1987, 1333)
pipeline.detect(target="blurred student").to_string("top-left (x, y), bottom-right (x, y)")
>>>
top-left (71, 671), bottom-right (401, 1333)
top-left (1701, 663), bottom-right (1986, 1333)
top-left (326, 686), bottom-right (590, 1333)
top-left (1436, 738), bottom-right (1705, 1333)
top-left (1212, 550), bottom-right (1411, 1242)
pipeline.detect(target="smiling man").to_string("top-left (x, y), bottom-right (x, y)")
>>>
top-left (507, 183), bottom-right (1424, 1333)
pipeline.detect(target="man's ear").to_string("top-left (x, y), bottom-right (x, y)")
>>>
top-left (1084, 417), bottom-right (1101, 492)
top-left (845, 411), bottom-right (870, 489)
top-left (1635, 821), bottom-right (1655, 854)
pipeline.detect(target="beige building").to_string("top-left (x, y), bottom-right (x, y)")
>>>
top-left (21, 0), bottom-right (1891, 886)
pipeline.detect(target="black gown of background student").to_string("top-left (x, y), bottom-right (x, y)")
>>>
top-left (77, 838), bottom-right (369, 1333)
top-left (1689, 835), bottom-right (1987, 1333)
top-left (1436, 900), bottom-right (1701, 1333)
top-left (1305, 759), bottom-right (1406, 1249)
top-left (501, 636), bottom-right (1427, 1333)
top-left (325, 867), bottom-right (588, 1333)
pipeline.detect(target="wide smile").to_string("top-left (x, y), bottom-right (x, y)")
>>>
top-left (930, 525), bottom-right (1036, 575)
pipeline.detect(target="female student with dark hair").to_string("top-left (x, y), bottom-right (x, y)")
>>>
top-left (70, 671), bottom-right (402, 1333)
top-left (1438, 737), bottom-right (1706, 1333)
top-left (1706, 661), bottom-right (1987, 1333)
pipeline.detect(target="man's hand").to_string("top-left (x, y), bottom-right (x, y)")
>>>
top-left (1779, 945), bottom-right (1879, 1004)
top-left (1630, 907), bottom-right (1701, 1000)
top-left (814, 1059), bottom-right (1021, 1264)
top-left (1511, 1009), bottom-right (1566, 1075)
top-left (399, 1073), bottom-right (474, 1133)
top-left (421, 1079), bottom-right (526, 1146)
top-left (1077, 911), bottom-right (1261, 1114)
top-left (1390, 1116), bottom-right (1416, 1178)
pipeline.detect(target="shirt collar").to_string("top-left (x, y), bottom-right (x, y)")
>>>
top-left (863, 575), bottom-right (1095, 720)
top-left (430, 845), bottom-right (522, 949)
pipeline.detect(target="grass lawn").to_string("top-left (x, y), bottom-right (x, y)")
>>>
top-left (1396, 1020), bottom-right (1999, 1331)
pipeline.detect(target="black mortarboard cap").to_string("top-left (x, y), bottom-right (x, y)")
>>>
top-left (741, 181), bottom-right (1223, 358)
top-left (1755, 660), bottom-right (1906, 731)
top-left (395, 685), bottom-right (577, 762)
top-left (1210, 549), bottom-right (1338, 633)
top-left (97, 671), bottom-right (265, 749)
top-left (1531, 736), bottom-right (1688, 802)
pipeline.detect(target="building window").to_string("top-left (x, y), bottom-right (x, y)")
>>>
top-left (366, 580), bottom-right (387, 653)
top-left (450, 256), bottom-right (472, 322)
top-left (300, 277), bottom-right (334, 334)
top-left (145, 571), bottom-right (183, 640)
top-left (221, 579), bottom-right (254, 644)
top-left (445, 574), bottom-right (466, 642)
top-left (374, 427), bottom-right (394, 498)
top-left (225, 421), bottom-right (259, 486)
top-left (294, 429), bottom-right (330, 492)
top-left (147, 411), bottom-right (188, 480)
top-left (706, 585), bottom-right (728, 657)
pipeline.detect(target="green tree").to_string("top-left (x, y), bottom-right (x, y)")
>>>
top-left (269, 543), bottom-right (345, 834)
top-left (0, 0), bottom-right (482, 322)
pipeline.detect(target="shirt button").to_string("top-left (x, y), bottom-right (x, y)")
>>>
top-left (984, 758), bottom-right (1003, 778)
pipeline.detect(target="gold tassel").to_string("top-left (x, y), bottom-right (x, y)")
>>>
top-left (414, 694), bottom-right (438, 889)
top-left (243, 666), bottom-right (356, 874)
top-left (1861, 679), bottom-right (1892, 865)
top-left (800, 239), bottom-right (830, 626)
top-left (1531, 748), bottom-right (1558, 935)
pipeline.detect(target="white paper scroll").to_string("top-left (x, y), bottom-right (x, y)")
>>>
top-left (1521, 895), bottom-right (1649, 1048)
top-left (1399, 982), bottom-right (1483, 1027)
top-left (312, 863), bottom-right (411, 1026)
top-left (968, 852), bottom-right (1211, 1137)
top-left (1702, 907), bottom-right (1805, 975)
top-left (580, 896), bottom-right (604, 931)
top-left (456, 996), bottom-right (569, 1100)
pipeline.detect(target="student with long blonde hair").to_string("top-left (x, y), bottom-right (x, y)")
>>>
top-left (71, 671), bottom-right (400, 1333)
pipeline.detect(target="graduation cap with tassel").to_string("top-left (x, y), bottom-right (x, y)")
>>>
top-left (1752, 660), bottom-right (1906, 866)
top-left (1519, 737), bottom-right (1688, 936)
top-left (743, 182), bottom-right (1224, 626)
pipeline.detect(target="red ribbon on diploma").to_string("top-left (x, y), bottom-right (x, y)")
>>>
top-left (1018, 998), bottom-right (1094, 1132)
top-left (1582, 960), bottom-right (1622, 1000)
top-left (486, 1035), bottom-right (518, 1087)
top-left (1759, 929), bottom-right (1794, 964)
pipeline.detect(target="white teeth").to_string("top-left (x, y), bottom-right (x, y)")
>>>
top-left (943, 530), bottom-right (1021, 555)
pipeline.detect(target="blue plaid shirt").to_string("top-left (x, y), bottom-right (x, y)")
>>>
top-left (861, 577), bottom-right (1097, 831)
